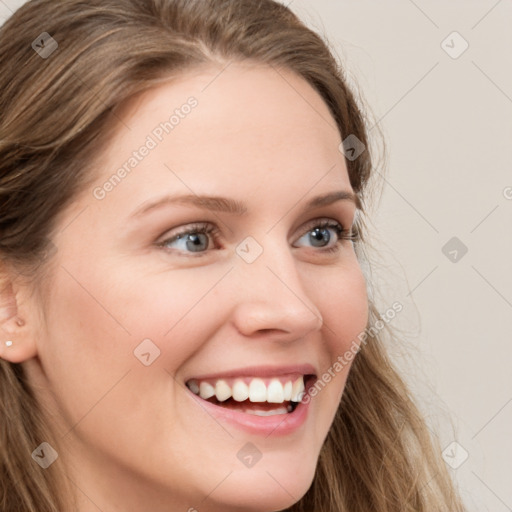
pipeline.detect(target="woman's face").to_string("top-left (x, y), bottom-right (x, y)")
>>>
top-left (23, 63), bottom-right (368, 512)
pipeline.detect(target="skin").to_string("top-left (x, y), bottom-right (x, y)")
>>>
top-left (0, 63), bottom-right (368, 512)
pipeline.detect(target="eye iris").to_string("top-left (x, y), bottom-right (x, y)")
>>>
top-left (310, 227), bottom-right (330, 247)
top-left (181, 233), bottom-right (208, 252)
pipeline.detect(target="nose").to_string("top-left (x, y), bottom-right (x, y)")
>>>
top-left (230, 239), bottom-right (324, 342)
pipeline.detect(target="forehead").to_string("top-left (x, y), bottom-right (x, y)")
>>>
top-left (111, 62), bottom-right (341, 157)
top-left (85, 63), bottom-right (352, 213)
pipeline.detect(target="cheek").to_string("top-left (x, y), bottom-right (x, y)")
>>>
top-left (91, 264), bottom-right (230, 367)
top-left (317, 262), bottom-right (369, 352)
top-left (35, 267), bottom-right (135, 431)
top-left (38, 260), bottom-right (227, 451)
top-left (301, 260), bottom-right (368, 421)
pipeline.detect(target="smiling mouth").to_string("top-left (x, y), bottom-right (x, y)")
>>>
top-left (185, 374), bottom-right (316, 416)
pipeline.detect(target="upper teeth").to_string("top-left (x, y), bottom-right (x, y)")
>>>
top-left (186, 376), bottom-right (306, 404)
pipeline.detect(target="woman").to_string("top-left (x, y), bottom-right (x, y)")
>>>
top-left (0, 0), bottom-right (466, 511)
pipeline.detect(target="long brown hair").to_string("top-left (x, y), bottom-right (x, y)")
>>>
top-left (0, 1), bottom-right (465, 510)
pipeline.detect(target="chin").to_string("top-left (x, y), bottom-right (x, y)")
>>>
top-left (204, 464), bottom-right (316, 512)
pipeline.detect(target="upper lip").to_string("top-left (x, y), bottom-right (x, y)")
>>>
top-left (185, 364), bottom-right (317, 382)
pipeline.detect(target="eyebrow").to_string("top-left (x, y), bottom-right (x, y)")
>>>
top-left (130, 190), bottom-right (360, 219)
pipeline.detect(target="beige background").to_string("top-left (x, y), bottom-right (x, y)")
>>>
top-left (2, 1), bottom-right (511, 510)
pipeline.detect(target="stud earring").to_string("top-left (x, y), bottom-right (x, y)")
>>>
top-left (5, 340), bottom-right (13, 347)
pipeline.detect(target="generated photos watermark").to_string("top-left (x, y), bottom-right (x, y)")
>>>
top-left (93, 96), bottom-right (198, 200)
top-left (300, 301), bottom-right (403, 404)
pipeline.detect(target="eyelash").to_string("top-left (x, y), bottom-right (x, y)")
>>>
top-left (156, 218), bottom-right (358, 257)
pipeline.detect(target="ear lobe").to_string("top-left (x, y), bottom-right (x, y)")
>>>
top-left (0, 274), bottom-right (38, 363)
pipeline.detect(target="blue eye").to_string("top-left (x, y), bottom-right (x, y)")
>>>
top-left (293, 220), bottom-right (355, 253)
top-left (159, 222), bottom-right (218, 255)
top-left (157, 219), bottom-right (356, 256)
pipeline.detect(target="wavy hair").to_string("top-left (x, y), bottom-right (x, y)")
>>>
top-left (0, 1), bottom-right (465, 510)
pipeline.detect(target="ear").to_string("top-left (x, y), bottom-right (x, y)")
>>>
top-left (0, 270), bottom-right (39, 363)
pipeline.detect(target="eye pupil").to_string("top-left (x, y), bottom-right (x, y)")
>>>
top-left (310, 227), bottom-right (330, 247)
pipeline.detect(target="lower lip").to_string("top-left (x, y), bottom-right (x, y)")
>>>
top-left (186, 382), bottom-right (313, 437)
